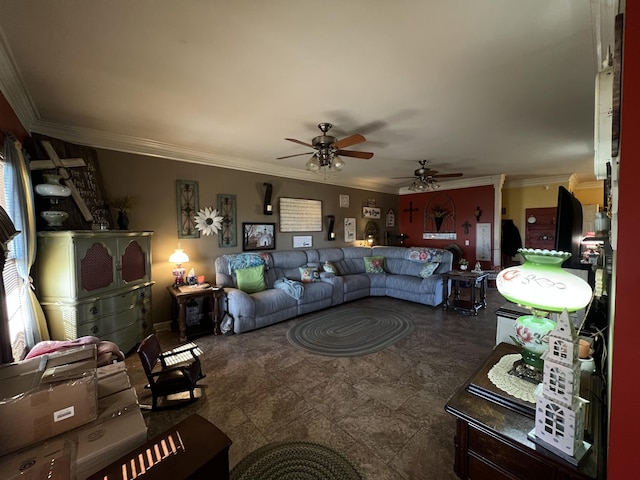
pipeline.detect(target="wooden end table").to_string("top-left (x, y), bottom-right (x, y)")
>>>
top-left (443, 270), bottom-right (489, 315)
top-left (167, 285), bottom-right (224, 342)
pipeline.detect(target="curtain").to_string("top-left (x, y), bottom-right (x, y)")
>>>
top-left (2, 131), bottom-right (48, 359)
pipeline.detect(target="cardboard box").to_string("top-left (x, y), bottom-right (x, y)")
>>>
top-left (96, 387), bottom-right (140, 421)
top-left (96, 362), bottom-right (130, 399)
top-left (0, 438), bottom-right (74, 480)
top-left (0, 346), bottom-right (98, 456)
top-left (74, 407), bottom-right (147, 480)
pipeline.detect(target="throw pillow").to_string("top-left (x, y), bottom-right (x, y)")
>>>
top-left (236, 265), bottom-right (266, 293)
top-left (419, 262), bottom-right (439, 278)
top-left (363, 256), bottom-right (386, 274)
top-left (322, 261), bottom-right (339, 275)
top-left (299, 266), bottom-right (321, 283)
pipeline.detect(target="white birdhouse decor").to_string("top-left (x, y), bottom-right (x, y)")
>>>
top-left (530, 309), bottom-right (591, 464)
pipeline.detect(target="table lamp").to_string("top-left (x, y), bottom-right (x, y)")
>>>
top-left (496, 248), bottom-right (592, 383)
top-left (169, 247), bottom-right (189, 287)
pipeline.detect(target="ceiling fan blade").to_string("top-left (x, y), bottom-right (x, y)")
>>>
top-left (391, 176), bottom-right (417, 179)
top-left (333, 134), bottom-right (366, 149)
top-left (336, 149), bottom-right (374, 159)
top-left (432, 173), bottom-right (464, 178)
top-left (285, 138), bottom-right (314, 148)
top-left (276, 152), bottom-right (314, 159)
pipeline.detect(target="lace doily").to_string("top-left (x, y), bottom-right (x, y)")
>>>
top-left (487, 353), bottom-right (537, 403)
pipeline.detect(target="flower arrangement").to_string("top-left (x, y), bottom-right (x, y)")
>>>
top-left (459, 258), bottom-right (469, 266)
top-left (194, 207), bottom-right (223, 235)
top-left (109, 195), bottom-right (135, 212)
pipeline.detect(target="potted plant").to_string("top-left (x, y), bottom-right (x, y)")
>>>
top-left (459, 258), bottom-right (469, 271)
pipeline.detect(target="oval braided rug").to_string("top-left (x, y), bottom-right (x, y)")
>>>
top-left (286, 306), bottom-right (414, 356)
top-left (230, 441), bottom-right (362, 480)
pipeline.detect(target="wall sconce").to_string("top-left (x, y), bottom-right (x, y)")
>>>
top-left (474, 206), bottom-right (482, 222)
top-left (169, 245), bottom-right (189, 287)
top-left (327, 215), bottom-right (336, 241)
top-left (397, 233), bottom-right (408, 246)
top-left (263, 183), bottom-right (273, 215)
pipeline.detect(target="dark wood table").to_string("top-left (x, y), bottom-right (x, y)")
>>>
top-left (167, 285), bottom-right (224, 342)
top-left (443, 270), bottom-right (489, 315)
top-left (445, 343), bottom-right (604, 480)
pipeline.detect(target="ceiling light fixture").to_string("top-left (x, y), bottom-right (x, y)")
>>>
top-left (306, 149), bottom-right (346, 178)
top-left (408, 176), bottom-right (440, 192)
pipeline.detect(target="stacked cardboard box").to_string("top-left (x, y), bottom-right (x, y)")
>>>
top-left (0, 351), bottom-right (147, 480)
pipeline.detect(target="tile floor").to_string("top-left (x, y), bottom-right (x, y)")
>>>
top-left (124, 290), bottom-right (505, 479)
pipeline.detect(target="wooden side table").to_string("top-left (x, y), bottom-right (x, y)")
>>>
top-left (167, 285), bottom-right (224, 342)
top-left (445, 343), bottom-right (604, 479)
top-left (443, 271), bottom-right (489, 315)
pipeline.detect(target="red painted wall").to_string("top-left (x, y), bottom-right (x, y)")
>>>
top-left (398, 184), bottom-right (495, 268)
top-left (0, 91), bottom-right (28, 141)
top-left (608, 6), bottom-right (639, 479)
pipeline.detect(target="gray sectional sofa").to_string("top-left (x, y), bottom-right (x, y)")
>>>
top-left (214, 246), bottom-right (453, 334)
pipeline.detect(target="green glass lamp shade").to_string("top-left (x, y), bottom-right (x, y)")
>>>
top-left (496, 249), bottom-right (592, 371)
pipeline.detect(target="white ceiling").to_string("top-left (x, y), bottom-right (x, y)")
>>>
top-left (0, 1), bottom-right (617, 193)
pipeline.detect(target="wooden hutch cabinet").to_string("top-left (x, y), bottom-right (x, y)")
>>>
top-left (524, 207), bottom-right (557, 250)
top-left (36, 231), bottom-right (154, 353)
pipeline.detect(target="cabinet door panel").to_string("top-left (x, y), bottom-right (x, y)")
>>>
top-left (75, 237), bottom-right (119, 297)
top-left (119, 236), bottom-right (151, 287)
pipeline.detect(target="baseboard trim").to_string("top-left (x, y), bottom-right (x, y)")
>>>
top-left (153, 321), bottom-right (172, 332)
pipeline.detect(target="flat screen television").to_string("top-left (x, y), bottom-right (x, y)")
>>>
top-left (555, 186), bottom-right (583, 268)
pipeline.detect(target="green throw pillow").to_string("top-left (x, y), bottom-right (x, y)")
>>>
top-left (299, 266), bottom-right (320, 283)
top-left (364, 256), bottom-right (386, 274)
top-left (236, 265), bottom-right (266, 293)
top-left (419, 262), bottom-right (439, 278)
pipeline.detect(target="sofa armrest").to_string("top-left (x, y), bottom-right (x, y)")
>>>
top-left (224, 287), bottom-right (256, 317)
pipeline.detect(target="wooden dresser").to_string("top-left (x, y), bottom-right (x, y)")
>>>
top-left (445, 343), bottom-right (604, 480)
top-left (36, 230), bottom-right (154, 354)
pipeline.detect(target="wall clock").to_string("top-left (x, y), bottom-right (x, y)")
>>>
top-left (217, 194), bottom-right (237, 247)
top-left (527, 215), bottom-right (537, 224)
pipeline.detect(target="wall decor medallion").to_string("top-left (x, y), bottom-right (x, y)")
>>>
top-left (176, 180), bottom-right (200, 238)
top-left (362, 206), bottom-right (381, 219)
top-left (243, 223), bottom-right (276, 251)
top-left (217, 194), bottom-right (237, 247)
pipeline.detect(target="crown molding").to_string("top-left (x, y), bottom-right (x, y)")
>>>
top-left (30, 119), bottom-right (399, 194)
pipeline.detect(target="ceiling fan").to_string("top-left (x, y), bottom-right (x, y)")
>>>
top-left (392, 160), bottom-right (463, 191)
top-left (277, 123), bottom-right (374, 173)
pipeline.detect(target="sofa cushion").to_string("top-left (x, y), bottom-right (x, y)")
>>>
top-left (299, 266), bottom-right (321, 283)
top-left (364, 256), bottom-right (386, 273)
top-left (419, 262), bottom-right (439, 278)
top-left (236, 265), bottom-right (266, 293)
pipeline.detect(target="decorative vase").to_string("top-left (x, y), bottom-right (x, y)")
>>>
top-left (117, 211), bottom-right (129, 230)
top-left (496, 248), bottom-right (593, 371)
top-left (434, 216), bottom-right (444, 232)
top-left (34, 174), bottom-right (72, 198)
top-left (459, 264), bottom-right (468, 271)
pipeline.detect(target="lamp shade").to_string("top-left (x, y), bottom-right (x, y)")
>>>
top-left (169, 248), bottom-right (189, 264)
top-left (496, 249), bottom-right (592, 313)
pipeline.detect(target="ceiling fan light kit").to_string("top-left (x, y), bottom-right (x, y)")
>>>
top-left (394, 160), bottom-right (463, 192)
top-left (280, 123), bottom-right (373, 175)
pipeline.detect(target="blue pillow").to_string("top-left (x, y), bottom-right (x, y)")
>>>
top-left (419, 262), bottom-right (439, 278)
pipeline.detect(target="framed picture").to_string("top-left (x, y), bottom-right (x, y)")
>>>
top-left (386, 209), bottom-right (395, 227)
top-left (279, 198), bottom-right (323, 232)
top-left (344, 217), bottom-right (356, 242)
top-left (293, 235), bottom-right (313, 248)
top-left (339, 194), bottom-right (350, 208)
top-left (362, 206), bottom-right (381, 219)
top-left (242, 223), bottom-right (276, 251)
top-left (217, 193), bottom-right (237, 247)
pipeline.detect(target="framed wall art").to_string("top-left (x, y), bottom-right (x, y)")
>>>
top-left (362, 206), bottom-right (381, 219)
top-left (279, 198), bottom-right (322, 232)
top-left (176, 180), bottom-right (200, 238)
top-left (293, 235), bottom-right (313, 248)
top-left (243, 223), bottom-right (276, 251)
top-left (339, 194), bottom-right (350, 208)
top-left (217, 194), bottom-right (237, 247)
top-left (386, 209), bottom-right (395, 227)
top-left (344, 217), bottom-right (356, 242)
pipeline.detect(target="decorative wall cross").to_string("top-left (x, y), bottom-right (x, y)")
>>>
top-left (403, 201), bottom-right (419, 223)
top-left (462, 220), bottom-right (472, 234)
top-left (30, 140), bottom-right (93, 221)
